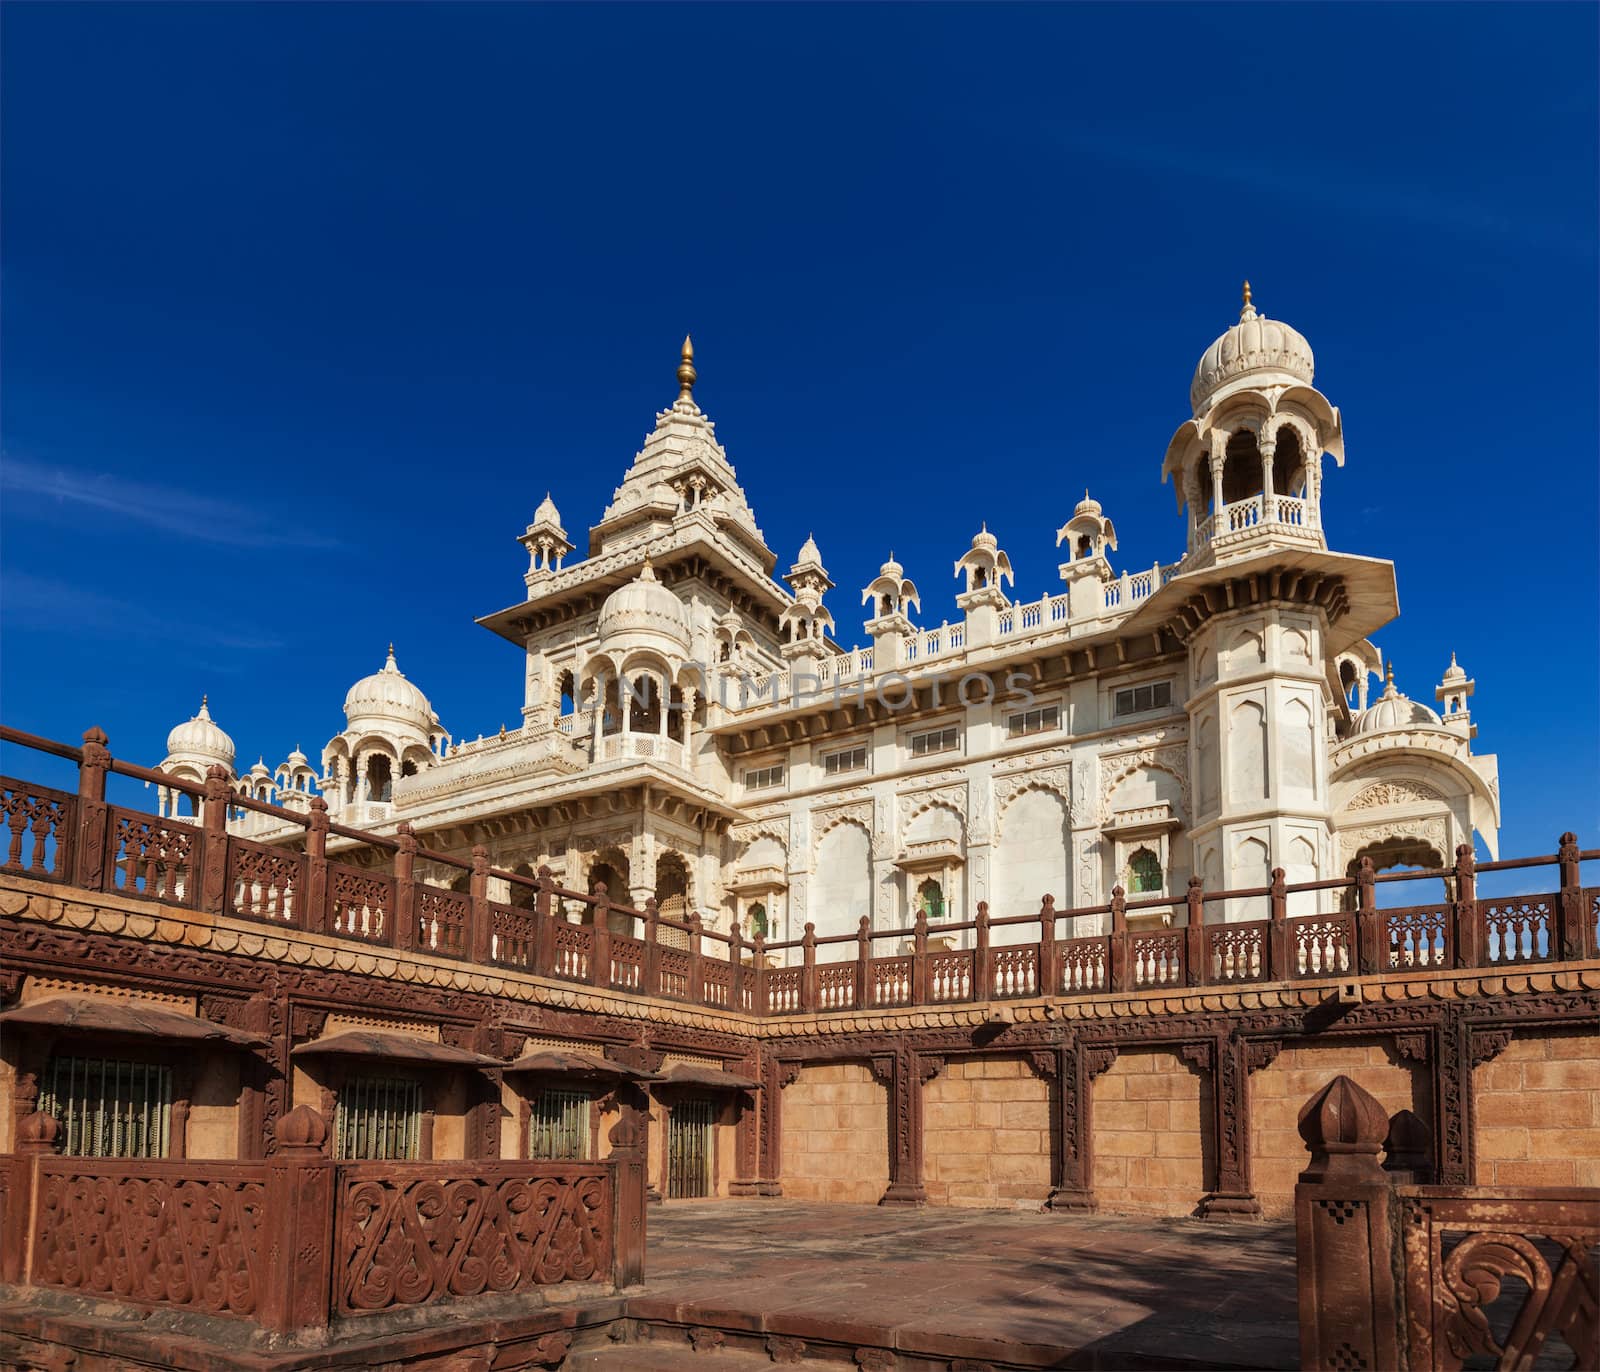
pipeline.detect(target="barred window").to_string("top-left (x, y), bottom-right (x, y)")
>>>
top-left (1128, 847), bottom-right (1164, 894)
top-left (910, 726), bottom-right (960, 758)
top-left (529, 1088), bottom-right (590, 1160)
top-left (40, 1055), bottom-right (173, 1158)
top-left (335, 1076), bottom-right (422, 1160)
top-left (1006, 704), bottom-right (1060, 738)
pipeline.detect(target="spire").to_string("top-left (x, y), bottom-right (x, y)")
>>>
top-left (385, 644), bottom-right (398, 672)
top-left (676, 334), bottom-right (696, 402)
top-left (1239, 279), bottom-right (1257, 322)
top-left (200, 693), bottom-right (209, 716)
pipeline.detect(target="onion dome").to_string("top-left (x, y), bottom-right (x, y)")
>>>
top-left (878, 554), bottom-right (904, 581)
top-left (247, 758), bottom-right (272, 782)
top-left (284, 745), bottom-right (309, 768)
top-left (1190, 282), bottom-right (1316, 412)
top-left (1440, 652), bottom-right (1467, 685)
top-left (344, 646), bottom-right (441, 734)
top-left (1352, 663), bottom-right (1441, 736)
top-left (165, 696), bottom-right (235, 768)
top-left (597, 559), bottom-right (690, 653)
top-left (1073, 491), bottom-right (1103, 518)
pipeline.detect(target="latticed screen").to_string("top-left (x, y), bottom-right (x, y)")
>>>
top-left (335, 1076), bottom-right (422, 1160)
top-left (529, 1089), bottom-right (590, 1160)
top-left (40, 1055), bottom-right (173, 1158)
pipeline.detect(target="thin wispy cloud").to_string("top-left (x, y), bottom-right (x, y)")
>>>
top-left (1, 454), bottom-right (339, 550)
top-left (2, 572), bottom-right (285, 655)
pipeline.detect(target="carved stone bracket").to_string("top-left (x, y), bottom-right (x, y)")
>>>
top-left (1024, 1050), bottom-right (1058, 1081)
top-left (1392, 1032), bottom-right (1431, 1066)
top-left (1469, 1027), bottom-right (1514, 1068)
top-left (1180, 1041), bottom-right (1215, 1074)
top-left (1084, 1046), bottom-right (1118, 1079)
top-left (1244, 1038), bottom-right (1283, 1074)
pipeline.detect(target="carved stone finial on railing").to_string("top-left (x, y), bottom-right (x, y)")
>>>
top-left (1269, 867), bottom-right (1288, 921)
top-left (1110, 885), bottom-right (1127, 933)
top-left (1186, 875), bottom-right (1205, 925)
top-left (16, 1109), bottom-right (61, 1155)
top-left (274, 1104), bottom-right (330, 1156)
top-left (1298, 1075), bottom-right (1389, 1184)
top-left (1382, 1108), bottom-right (1433, 1183)
top-left (1356, 855), bottom-right (1376, 911)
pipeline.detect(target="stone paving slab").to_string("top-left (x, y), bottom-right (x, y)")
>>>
top-left (639, 1201), bottom-right (1299, 1369)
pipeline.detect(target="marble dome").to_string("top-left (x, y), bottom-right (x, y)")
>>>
top-left (165, 697), bottom-right (235, 767)
top-left (1190, 285), bottom-right (1315, 412)
top-left (597, 560), bottom-right (690, 653)
top-left (344, 648), bottom-right (439, 733)
top-left (1352, 671), bottom-right (1442, 736)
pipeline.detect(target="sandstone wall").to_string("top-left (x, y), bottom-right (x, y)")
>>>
top-left (779, 1063), bottom-right (888, 1204)
top-left (922, 1057), bottom-right (1052, 1209)
top-left (1091, 1048), bottom-right (1209, 1216)
top-left (1474, 1028), bottom-right (1600, 1188)
top-left (1251, 1037), bottom-right (1428, 1218)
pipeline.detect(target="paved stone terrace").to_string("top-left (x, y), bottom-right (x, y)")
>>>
top-left (630, 1201), bottom-right (1299, 1370)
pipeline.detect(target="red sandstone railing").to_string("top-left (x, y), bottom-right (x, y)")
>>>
top-left (2, 725), bottom-right (1597, 1019)
top-left (0, 1101), bottom-right (646, 1330)
top-left (1295, 1075), bottom-right (1600, 1371)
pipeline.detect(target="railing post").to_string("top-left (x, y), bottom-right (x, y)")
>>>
top-left (972, 900), bottom-right (993, 1001)
top-left (199, 763), bottom-right (232, 915)
top-left (1556, 831), bottom-right (1588, 959)
top-left (687, 911), bottom-right (704, 1003)
top-left (727, 921), bottom-right (744, 1009)
top-left (260, 1105), bottom-right (334, 1333)
top-left (608, 1087), bottom-right (649, 1288)
top-left (591, 882), bottom-right (612, 989)
top-left (1451, 843), bottom-right (1477, 968)
top-left (642, 897), bottom-right (660, 996)
top-left (801, 922), bottom-right (817, 1012)
top-left (855, 915), bottom-right (872, 1010)
top-left (1109, 887), bottom-right (1128, 992)
top-left (1185, 876), bottom-right (1206, 986)
top-left (1037, 894), bottom-right (1056, 997)
top-left (1294, 1076), bottom-right (1400, 1372)
top-left (393, 823), bottom-right (417, 951)
top-left (468, 844), bottom-right (490, 962)
top-left (1356, 856), bottom-right (1380, 975)
top-left (911, 909), bottom-right (929, 1005)
top-left (537, 867), bottom-right (558, 975)
top-left (751, 933), bottom-right (768, 1015)
top-left (4, 1110), bottom-right (60, 1285)
top-left (1268, 867), bottom-right (1289, 981)
top-left (305, 797), bottom-right (330, 935)
top-left (74, 726), bottom-right (110, 891)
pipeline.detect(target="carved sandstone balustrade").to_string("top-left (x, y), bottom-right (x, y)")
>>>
top-left (1, 724), bottom-right (1597, 1020)
top-left (0, 1101), bottom-right (645, 1334)
top-left (1294, 1074), bottom-right (1600, 1372)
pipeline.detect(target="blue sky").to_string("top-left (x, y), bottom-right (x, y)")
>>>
top-left (2, 3), bottom-right (1596, 866)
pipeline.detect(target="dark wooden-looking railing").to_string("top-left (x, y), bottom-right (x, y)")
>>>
top-left (1294, 1074), bottom-right (1599, 1371)
top-left (2, 724), bottom-right (1597, 1018)
top-left (0, 1100), bottom-right (647, 1330)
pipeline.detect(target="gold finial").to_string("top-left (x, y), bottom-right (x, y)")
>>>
top-left (1242, 280), bottom-right (1252, 308)
top-left (1385, 659), bottom-right (1394, 685)
top-left (676, 334), bottom-right (696, 401)
top-left (201, 693), bottom-right (208, 710)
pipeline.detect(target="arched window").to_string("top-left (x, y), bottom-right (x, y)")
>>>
top-left (1128, 848), bottom-right (1163, 894)
top-left (748, 903), bottom-right (768, 939)
top-left (558, 671), bottom-right (576, 717)
top-left (1272, 427), bottom-right (1307, 498)
top-left (366, 755), bottom-right (393, 803)
top-left (1076, 534), bottom-right (1092, 559)
top-left (1222, 430), bottom-right (1263, 506)
top-left (916, 878), bottom-right (946, 920)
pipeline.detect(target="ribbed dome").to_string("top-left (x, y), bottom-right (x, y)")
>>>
top-left (597, 560), bottom-right (689, 651)
top-left (344, 648), bottom-right (439, 732)
top-left (166, 697), bottom-right (235, 767)
top-left (1440, 652), bottom-right (1467, 685)
top-left (795, 533), bottom-right (823, 566)
top-left (532, 492), bottom-right (562, 527)
top-left (1352, 672), bottom-right (1441, 736)
top-left (1190, 287), bottom-right (1315, 411)
top-left (1073, 491), bottom-right (1103, 518)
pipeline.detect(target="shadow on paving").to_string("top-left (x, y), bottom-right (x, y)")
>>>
top-left (641, 1201), bottom-right (1299, 1369)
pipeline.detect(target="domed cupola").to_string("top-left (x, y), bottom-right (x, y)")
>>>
top-left (1352, 663), bottom-right (1442, 737)
top-left (343, 646), bottom-right (442, 738)
top-left (165, 695), bottom-right (236, 771)
top-left (596, 558), bottom-right (691, 656)
top-left (1190, 282), bottom-right (1316, 413)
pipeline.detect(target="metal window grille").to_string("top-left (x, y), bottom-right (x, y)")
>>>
top-left (528, 1089), bottom-right (590, 1160)
top-left (667, 1097), bottom-right (714, 1199)
top-left (39, 1055), bottom-right (173, 1158)
top-left (334, 1076), bottom-right (422, 1160)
